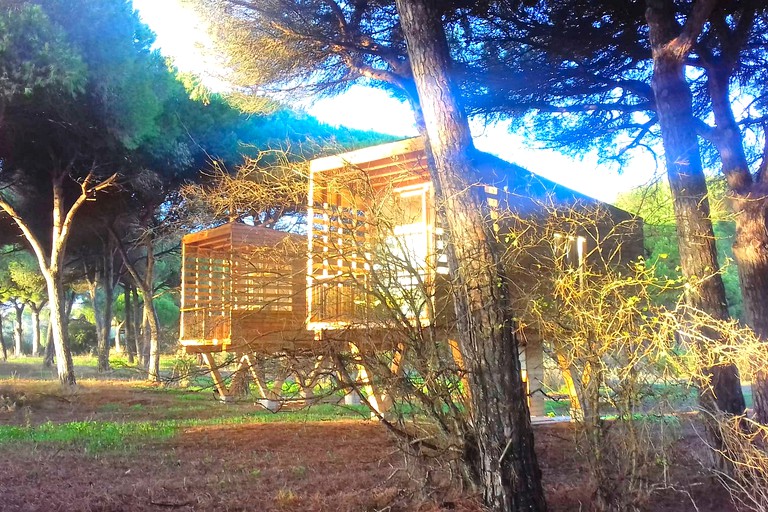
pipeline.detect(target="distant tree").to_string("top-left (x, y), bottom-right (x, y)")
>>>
top-left (0, 0), bottom-right (219, 383)
top-left (8, 251), bottom-right (48, 355)
top-left (459, 0), bottom-right (768, 417)
top-left (74, 230), bottom-right (119, 371)
top-left (0, 249), bottom-right (47, 356)
top-left (693, 4), bottom-right (768, 422)
top-left (0, 0), bottom-right (92, 380)
top-left (644, 0), bottom-right (745, 416)
top-left (616, 179), bottom-right (743, 318)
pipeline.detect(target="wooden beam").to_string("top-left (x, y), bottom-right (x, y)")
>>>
top-left (201, 352), bottom-right (230, 400)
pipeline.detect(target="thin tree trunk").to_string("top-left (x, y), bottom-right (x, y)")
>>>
top-left (143, 237), bottom-right (160, 381)
top-left (29, 303), bottom-right (43, 356)
top-left (133, 286), bottom-right (144, 366)
top-left (0, 311), bottom-right (7, 361)
top-left (43, 320), bottom-right (53, 367)
top-left (13, 301), bottom-right (24, 357)
top-left (124, 284), bottom-right (136, 364)
top-left (97, 237), bottom-right (116, 371)
top-left (115, 321), bottom-right (123, 353)
top-left (645, 0), bottom-right (744, 416)
top-left (394, 1), bottom-right (547, 510)
top-left (86, 271), bottom-right (104, 365)
top-left (102, 245), bottom-right (114, 369)
top-left (143, 286), bottom-right (161, 381)
top-left (110, 228), bottom-right (161, 381)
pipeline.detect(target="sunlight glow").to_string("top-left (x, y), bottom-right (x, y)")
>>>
top-left (133, 1), bottom-right (657, 204)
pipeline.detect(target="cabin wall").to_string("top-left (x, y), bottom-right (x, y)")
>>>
top-left (180, 225), bottom-right (310, 352)
top-left (181, 244), bottom-right (232, 343)
top-left (308, 159), bottom-right (436, 328)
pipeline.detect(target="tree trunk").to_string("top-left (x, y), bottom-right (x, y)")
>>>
top-left (111, 229), bottom-right (161, 381)
top-left (29, 303), bottom-right (43, 356)
top-left (143, 287), bottom-right (161, 382)
top-left (13, 301), bottom-right (24, 357)
top-left (394, 1), bottom-right (547, 510)
top-left (115, 321), bottom-right (123, 353)
top-left (646, 0), bottom-right (744, 416)
top-left (144, 237), bottom-right (161, 381)
top-left (0, 311), bottom-right (7, 361)
top-left (45, 269), bottom-right (76, 385)
top-left (124, 284), bottom-right (136, 364)
top-left (0, 171), bottom-right (114, 383)
top-left (43, 320), bottom-right (53, 367)
top-left (705, 62), bottom-right (768, 421)
top-left (132, 286), bottom-right (144, 365)
top-left (94, 237), bottom-right (116, 372)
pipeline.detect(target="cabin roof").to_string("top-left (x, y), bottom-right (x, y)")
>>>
top-left (182, 222), bottom-right (305, 250)
top-left (309, 136), bottom-right (635, 221)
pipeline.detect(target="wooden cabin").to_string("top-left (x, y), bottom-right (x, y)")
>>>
top-left (306, 138), bottom-right (643, 415)
top-left (180, 223), bottom-right (312, 354)
top-left (180, 137), bottom-right (643, 416)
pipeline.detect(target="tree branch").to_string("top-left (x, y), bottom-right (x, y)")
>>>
top-left (60, 172), bottom-right (117, 254)
top-left (670, 0), bottom-right (719, 58)
top-left (0, 196), bottom-right (50, 273)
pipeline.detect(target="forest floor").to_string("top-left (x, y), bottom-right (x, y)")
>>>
top-left (0, 357), bottom-right (740, 511)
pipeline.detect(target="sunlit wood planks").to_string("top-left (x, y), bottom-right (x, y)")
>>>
top-left (180, 223), bottom-right (311, 353)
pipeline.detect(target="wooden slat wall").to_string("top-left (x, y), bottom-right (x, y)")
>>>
top-left (180, 224), bottom-right (310, 352)
top-left (308, 154), bottom-right (447, 328)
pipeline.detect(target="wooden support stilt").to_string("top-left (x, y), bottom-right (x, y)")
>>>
top-left (201, 352), bottom-right (231, 401)
top-left (346, 342), bottom-right (407, 416)
top-left (342, 367), bottom-right (362, 405)
top-left (448, 338), bottom-right (471, 401)
top-left (348, 342), bottom-right (384, 415)
top-left (375, 343), bottom-right (407, 413)
top-left (243, 354), bottom-right (288, 411)
top-left (553, 345), bottom-right (583, 421)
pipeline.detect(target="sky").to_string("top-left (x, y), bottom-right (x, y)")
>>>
top-left (132, 0), bottom-right (659, 203)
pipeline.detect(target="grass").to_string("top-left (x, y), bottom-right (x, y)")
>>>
top-left (0, 354), bottom-right (192, 382)
top-left (0, 403), bottom-right (372, 453)
top-left (545, 398), bottom-right (571, 417)
top-left (0, 420), bottom-right (177, 452)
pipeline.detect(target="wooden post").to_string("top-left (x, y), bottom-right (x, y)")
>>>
top-left (349, 342), bottom-right (382, 414)
top-left (448, 338), bottom-right (471, 401)
top-left (376, 343), bottom-right (407, 413)
top-left (201, 352), bottom-right (230, 401)
top-left (180, 240), bottom-right (187, 340)
top-left (523, 338), bottom-right (545, 417)
top-left (245, 354), bottom-right (284, 411)
top-left (347, 342), bottom-right (406, 416)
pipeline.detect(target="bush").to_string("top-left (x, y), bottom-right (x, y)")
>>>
top-left (68, 317), bottom-right (97, 355)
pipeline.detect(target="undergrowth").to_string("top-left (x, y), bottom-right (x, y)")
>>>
top-left (0, 404), bottom-right (371, 453)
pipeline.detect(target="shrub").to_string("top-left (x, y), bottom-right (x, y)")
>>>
top-left (68, 316), bottom-right (97, 355)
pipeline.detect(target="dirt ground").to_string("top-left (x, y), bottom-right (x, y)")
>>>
top-left (0, 377), bottom-right (741, 512)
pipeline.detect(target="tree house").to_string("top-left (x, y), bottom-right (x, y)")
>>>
top-left (180, 137), bottom-right (643, 416)
top-left (180, 223), bottom-right (311, 354)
